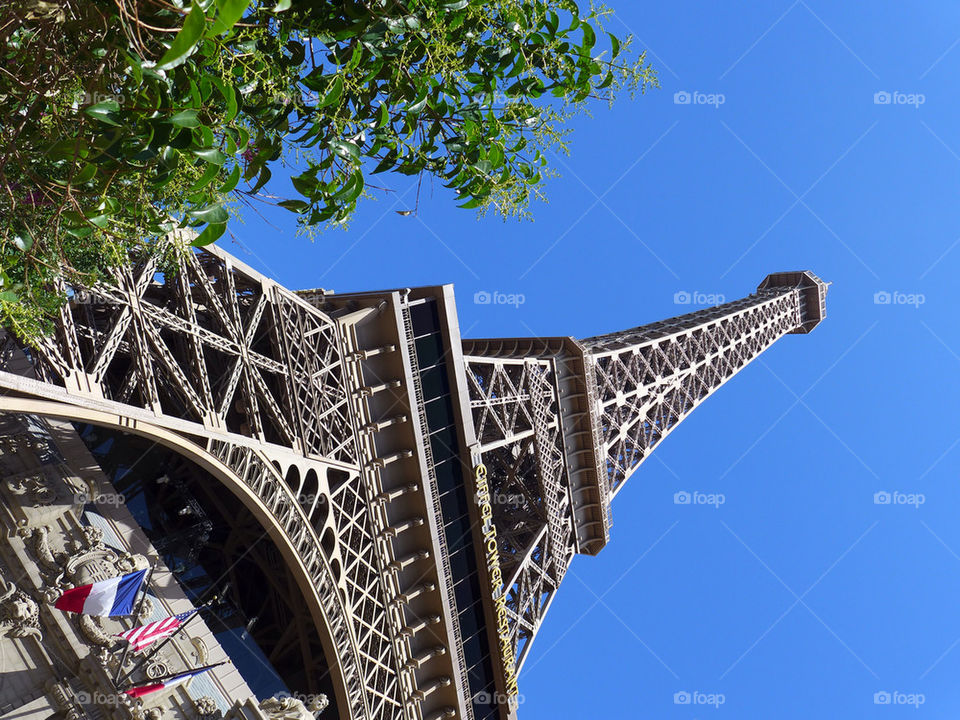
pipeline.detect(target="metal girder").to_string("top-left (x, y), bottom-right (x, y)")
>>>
top-left (461, 274), bottom-right (826, 675)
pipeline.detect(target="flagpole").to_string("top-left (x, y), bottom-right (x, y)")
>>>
top-left (113, 564), bottom-right (155, 684)
top-left (121, 660), bottom-right (229, 694)
top-left (115, 596), bottom-right (215, 687)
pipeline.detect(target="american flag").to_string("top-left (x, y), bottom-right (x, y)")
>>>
top-left (116, 610), bottom-right (196, 652)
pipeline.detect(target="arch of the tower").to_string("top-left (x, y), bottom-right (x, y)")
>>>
top-left (0, 397), bottom-right (366, 720)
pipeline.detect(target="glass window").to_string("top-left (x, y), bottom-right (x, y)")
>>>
top-left (420, 366), bottom-right (450, 400)
top-left (410, 300), bottom-right (440, 334)
top-left (445, 513), bottom-right (474, 548)
top-left (455, 571), bottom-right (482, 608)
top-left (434, 459), bottom-right (464, 495)
top-left (415, 332), bottom-right (447, 369)
top-left (425, 396), bottom-right (456, 429)
top-left (430, 427), bottom-right (460, 460)
top-left (447, 546), bottom-right (475, 580)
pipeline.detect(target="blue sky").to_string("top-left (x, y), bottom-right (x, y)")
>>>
top-left (227, 2), bottom-right (960, 717)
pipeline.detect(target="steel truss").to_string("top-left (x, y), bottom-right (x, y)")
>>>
top-left (463, 272), bottom-right (827, 672)
top-left (0, 246), bottom-right (447, 720)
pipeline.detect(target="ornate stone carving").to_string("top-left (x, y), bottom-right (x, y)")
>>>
top-left (258, 696), bottom-right (313, 720)
top-left (136, 596), bottom-right (154, 621)
top-left (305, 696), bottom-right (329, 716)
top-left (0, 575), bottom-right (41, 639)
top-left (77, 525), bottom-right (104, 549)
top-left (28, 525), bottom-right (58, 569)
top-left (145, 659), bottom-right (169, 679)
top-left (189, 636), bottom-right (208, 664)
top-left (6, 471), bottom-right (56, 506)
top-left (193, 696), bottom-right (220, 719)
top-left (78, 614), bottom-right (113, 647)
top-left (258, 695), bottom-right (329, 720)
top-left (48, 681), bottom-right (83, 720)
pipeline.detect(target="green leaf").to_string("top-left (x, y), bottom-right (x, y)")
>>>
top-left (318, 76), bottom-right (344, 108)
top-left (278, 199), bottom-right (309, 212)
top-left (443, 0), bottom-right (469, 9)
top-left (331, 172), bottom-right (363, 204)
top-left (220, 164), bottom-right (241, 192)
top-left (375, 103), bottom-right (390, 128)
top-left (188, 202), bottom-right (229, 224)
top-left (208, 0), bottom-right (250, 36)
top-left (291, 171), bottom-right (316, 196)
top-left (12, 233), bottom-right (33, 252)
top-left (250, 165), bottom-right (272, 193)
top-left (83, 100), bottom-right (121, 126)
top-left (329, 139), bottom-right (360, 160)
top-left (273, 0), bottom-right (292, 10)
top-left (581, 23), bottom-right (596, 52)
top-left (157, 3), bottom-right (206, 70)
top-left (192, 147), bottom-right (227, 165)
top-left (191, 222), bottom-right (226, 246)
top-left (65, 225), bottom-right (94, 239)
top-left (223, 83), bottom-right (238, 122)
top-left (189, 162), bottom-right (221, 191)
top-left (73, 163), bottom-right (97, 183)
top-left (0, 291), bottom-right (19, 302)
top-left (608, 32), bottom-right (621, 59)
top-left (168, 109), bottom-right (200, 127)
top-left (407, 89), bottom-right (429, 115)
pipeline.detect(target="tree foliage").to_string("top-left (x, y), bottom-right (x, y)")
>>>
top-left (1, 0), bottom-right (656, 339)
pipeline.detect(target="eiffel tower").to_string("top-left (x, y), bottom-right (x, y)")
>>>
top-left (0, 246), bottom-right (826, 720)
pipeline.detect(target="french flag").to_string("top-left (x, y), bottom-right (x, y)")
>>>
top-left (125, 666), bottom-right (216, 698)
top-left (54, 569), bottom-right (148, 617)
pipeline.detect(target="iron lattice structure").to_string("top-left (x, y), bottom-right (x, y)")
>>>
top-left (0, 247), bottom-right (826, 720)
top-left (0, 247), bottom-right (431, 720)
top-left (462, 271), bottom-right (828, 672)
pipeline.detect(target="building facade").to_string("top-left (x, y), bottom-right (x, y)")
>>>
top-left (0, 246), bottom-right (827, 720)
